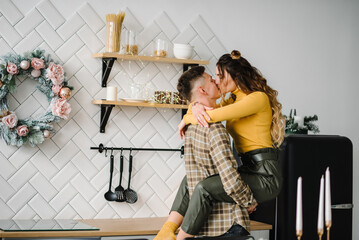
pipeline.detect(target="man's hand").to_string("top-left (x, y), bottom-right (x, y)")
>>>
top-left (178, 119), bottom-right (187, 139)
top-left (248, 202), bottom-right (258, 214)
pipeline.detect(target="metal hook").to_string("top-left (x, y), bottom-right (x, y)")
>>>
top-left (129, 147), bottom-right (133, 156)
top-left (110, 147), bottom-right (114, 156)
top-left (120, 147), bottom-right (123, 155)
top-left (105, 148), bottom-right (108, 157)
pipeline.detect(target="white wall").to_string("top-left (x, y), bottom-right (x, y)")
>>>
top-left (1, 0), bottom-right (358, 239)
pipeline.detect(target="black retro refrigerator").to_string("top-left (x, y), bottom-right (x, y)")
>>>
top-left (247, 135), bottom-right (353, 240)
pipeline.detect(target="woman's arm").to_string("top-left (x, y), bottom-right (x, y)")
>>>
top-left (182, 96), bottom-right (233, 126)
top-left (184, 91), bottom-right (268, 125)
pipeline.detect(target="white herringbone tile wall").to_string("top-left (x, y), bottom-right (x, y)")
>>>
top-left (0, 0), bottom-right (226, 220)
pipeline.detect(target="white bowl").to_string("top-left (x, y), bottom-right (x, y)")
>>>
top-left (173, 44), bottom-right (193, 59)
top-left (174, 43), bottom-right (192, 48)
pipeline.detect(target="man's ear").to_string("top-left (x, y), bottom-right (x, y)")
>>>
top-left (197, 86), bottom-right (206, 95)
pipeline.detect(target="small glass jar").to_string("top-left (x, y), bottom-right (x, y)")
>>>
top-left (172, 92), bottom-right (182, 104)
top-left (125, 30), bottom-right (138, 55)
top-left (130, 83), bottom-right (141, 99)
top-left (163, 91), bottom-right (172, 104)
top-left (154, 91), bottom-right (172, 104)
top-left (154, 39), bottom-right (168, 57)
top-left (154, 91), bottom-right (164, 103)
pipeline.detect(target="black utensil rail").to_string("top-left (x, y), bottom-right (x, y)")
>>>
top-left (90, 143), bottom-right (184, 156)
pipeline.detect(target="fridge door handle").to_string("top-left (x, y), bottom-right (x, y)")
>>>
top-left (331, 203), bottom-right (353, 209)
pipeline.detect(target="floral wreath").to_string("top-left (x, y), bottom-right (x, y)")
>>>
top-left (0, 49), bottom-right (73, 147)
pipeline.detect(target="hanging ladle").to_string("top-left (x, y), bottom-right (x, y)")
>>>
top-left (115, 148), bottom-right (126, 202)
top-left (124, 148), bottom-right (138, 203)
top-left (104, 148), bottom-right (117, 201)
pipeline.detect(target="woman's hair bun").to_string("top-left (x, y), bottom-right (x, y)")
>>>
top-left (230, 50), bottom-right (241, 60)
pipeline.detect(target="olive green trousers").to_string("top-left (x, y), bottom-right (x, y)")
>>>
top-left (238, 148), bottom-right (282, 202)
top-left (171, 175), bottom-right (235, 235)
top-left (170, 148), bottom-right (282, 235)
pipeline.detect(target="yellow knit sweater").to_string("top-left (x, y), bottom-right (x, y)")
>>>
top-left (183, 89), bottom-right (273, 153)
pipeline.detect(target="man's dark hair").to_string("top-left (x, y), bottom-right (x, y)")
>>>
top-left (177, 66), bottom-right (205, 101)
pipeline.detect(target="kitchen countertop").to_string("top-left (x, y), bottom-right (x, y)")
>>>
top-left (0, 217), bottom-right (272, 238)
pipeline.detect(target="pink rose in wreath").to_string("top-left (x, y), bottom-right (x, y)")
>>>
top-left (2, 112), bottom-right (18, 128)
top-left (31, 58), bottom-right (45, 70)
top-left (7, 62), bottom-right (19, 75)
top-left (16, 125), bottom-right (29, 137)
top-left (52, 98), bottom-right (71, 120)
top-left (52, 84), bottom-right (62, 95)
top-left (46, 62), bottom-right (64, 85)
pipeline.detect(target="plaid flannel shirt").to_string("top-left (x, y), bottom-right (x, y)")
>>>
top-left (184, 123), bottom-right (256, 236)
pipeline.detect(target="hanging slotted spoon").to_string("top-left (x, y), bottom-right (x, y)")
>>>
top-left (115, 148), bottom-right (126, 202)
top-left (124, 149), bottom-right (138, 204)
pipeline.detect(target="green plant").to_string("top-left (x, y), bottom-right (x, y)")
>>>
top-left (284, 109), bottom-right (320, 134)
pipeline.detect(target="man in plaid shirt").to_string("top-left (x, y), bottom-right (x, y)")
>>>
top-left (154, 66), bottom-right (257, 240)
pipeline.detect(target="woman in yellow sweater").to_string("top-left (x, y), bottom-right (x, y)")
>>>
top-left (179, 50), bottom-right (285, 203)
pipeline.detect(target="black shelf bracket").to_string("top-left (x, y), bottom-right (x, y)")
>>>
top-left (181, 109), bottom-right (187, 118)
top-left (100, 104), bottom-right (115, 133)
top-left (102, 58), bottom-right (116, 87)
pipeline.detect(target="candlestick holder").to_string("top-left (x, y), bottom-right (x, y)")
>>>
top-left (318, 228), bottom-right (324, 240)
top-left (296, 230), bottom-right (302, 240)
top-left (326, 221), bottom-right (332, 240)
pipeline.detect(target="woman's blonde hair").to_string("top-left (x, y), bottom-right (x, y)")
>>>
top-left (217, 50), bottom-right (285, 148)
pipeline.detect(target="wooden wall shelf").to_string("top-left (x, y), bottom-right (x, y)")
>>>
top-left (93, 100), bottom-right (188, 133)
top-left (93, 53), bottom-right (209, 88)
top-left (92, 100), bottom-right (188, 109)
top-left (93, 52), bottom-right (209, 65)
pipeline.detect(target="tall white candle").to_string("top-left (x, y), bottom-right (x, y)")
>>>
top-left (317, 175), bottom-right (324, 234)
top-left (296, 177), bottom-right (303, 234)
top-left (106, 86), bottom-right (117, 101)
top-left (325, 167), bottom-right (332, 227)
